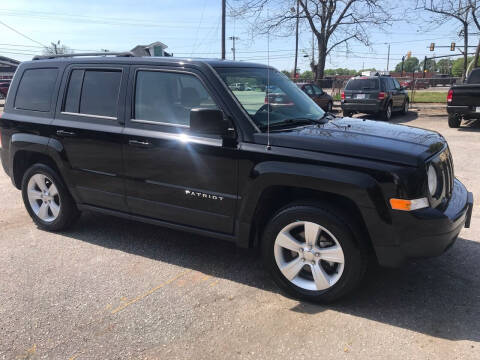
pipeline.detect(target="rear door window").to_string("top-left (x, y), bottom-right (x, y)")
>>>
top-left (15, 68), bottom-right (59, 112)
top-left (312, 85), bottom-right (324, 95)
top-left (63, 69), bottom-right (122, 118)
top-left (467, 70), bottom-right (480, 84)
top-left (303, 85), bottom-right (314, 95)
top-left (345, 78), bottom-right (379, 91)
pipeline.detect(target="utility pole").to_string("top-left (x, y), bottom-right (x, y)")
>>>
top-left (423, 55), bottom-right (427, 78)
top-left (229, 36), bottom-right (239, 60)
top-left (386, 43), bottom-right (390, 71)
top-left (293, 0), bottom-right (299, 80)
top-left (221, 0), bottom-right (226, 60)
top-left (401, 56), bottom-right (405, 77)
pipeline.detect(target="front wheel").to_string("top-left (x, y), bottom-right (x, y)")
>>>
top-left (22, 164), bottom-right (79, 231)
top-left (261, 203), bottom-right (368, 303)
top-left (448, 114), bottom-right (461, 128)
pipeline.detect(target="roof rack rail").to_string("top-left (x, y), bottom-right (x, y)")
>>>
top-left (32, 52), bottom-right (135, 60)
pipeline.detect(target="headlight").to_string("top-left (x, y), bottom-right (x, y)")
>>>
top-left (427, 164), bottom-right (438, 196)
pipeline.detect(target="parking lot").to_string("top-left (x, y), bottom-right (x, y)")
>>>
top-left (1, 104), bottom-right (479, 360)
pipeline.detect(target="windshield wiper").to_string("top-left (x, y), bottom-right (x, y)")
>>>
top-left (318, 112), bottom-right (336, 122)
top-left (259, 118), bottom-right (319, 130)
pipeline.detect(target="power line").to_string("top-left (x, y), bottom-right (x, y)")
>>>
top-left (0, 19), bottom-right (46, 47)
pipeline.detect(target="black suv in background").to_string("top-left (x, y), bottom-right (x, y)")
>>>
top-left (0, 54), bottom-right (473, 302)
top-left (341, 75), bottom-right (409, 120)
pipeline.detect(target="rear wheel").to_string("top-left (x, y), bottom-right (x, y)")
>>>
top-left (448, 114), bottom-right (461, 128)
top-left (382, 102), bottom-right (392, 121)
top-left (261, 203), bottom-right (368, 303)
top-left (22, 164), bottom-right (79, 231)
top-left (326, 101), bottom-right (333, 112)
top-left (401, 99), bottom-right (409, 115)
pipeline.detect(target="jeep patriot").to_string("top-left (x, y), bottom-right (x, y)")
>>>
top-left (0, 53), bottom-right (473, 302)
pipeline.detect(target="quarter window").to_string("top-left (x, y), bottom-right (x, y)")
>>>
top-left (63, 69), bottom-right (122, 118)
top-left (134, 70), bottom-right (217, 126)
top-left (15, 68), bottom-right (59, 112)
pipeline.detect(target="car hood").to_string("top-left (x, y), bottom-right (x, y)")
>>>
top-left (253, 117), bottom-right (445, 166)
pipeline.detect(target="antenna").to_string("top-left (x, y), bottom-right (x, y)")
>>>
top-left (266, 9), bottom-right (271, 151)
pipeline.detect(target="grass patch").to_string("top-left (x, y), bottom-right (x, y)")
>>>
top-left (408, 91), bottom-right (447, 103)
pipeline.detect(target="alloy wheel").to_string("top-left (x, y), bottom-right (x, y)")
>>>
top-left (273, 221), bottom-right (345, 291)
top-left (27, 174), bottom-right (61, 222)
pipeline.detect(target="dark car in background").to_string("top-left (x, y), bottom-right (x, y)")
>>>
top-left (447, 68), bottom-right (480, 128)
top-left (0, 80), bottom-right (10, 99)
top-left (341, 75), bottom-right (409, 120)
top-left (297, 83), bottom-right (333, 112)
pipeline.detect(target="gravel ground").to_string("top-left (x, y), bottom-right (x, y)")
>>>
top-left (0, 107), bottom-right (479, 360)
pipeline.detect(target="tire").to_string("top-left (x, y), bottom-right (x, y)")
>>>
top-left (326, 101), bottom-right (333, 112)
top-left (448, 114), bottom-right (461, 128)
top-left (261, 203), bottom-right (368, 303)
top-left (21, 163), bottom-right (79, 231)
top-left (401, 99), bottom-right (409, 115)
top-left (382, 102), bottom-right (392, 121)
top-left (343, 110), bottom-right (352, 117)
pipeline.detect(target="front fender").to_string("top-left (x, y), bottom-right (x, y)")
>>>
top-left (236, 161), bottom-right (391, 248)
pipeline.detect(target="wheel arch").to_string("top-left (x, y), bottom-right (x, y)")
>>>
top-left (236, 162), bottom-right (388, 253)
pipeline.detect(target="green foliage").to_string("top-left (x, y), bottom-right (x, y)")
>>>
top-left (394, 57), bottom-right (419, 73)
top-left (324, 68), bottom-right (357, 76)
top-left (299, 70), bottom-right (314, 81)
top-left (451, 57), bottom-right (480, 77)
top-left (436, 59), bottom-right (453, 74)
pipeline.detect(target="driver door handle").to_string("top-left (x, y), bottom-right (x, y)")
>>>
top-left (56, 129), bottom-right (76, 137)
top-left (128, 139), bottom-right (152, 148)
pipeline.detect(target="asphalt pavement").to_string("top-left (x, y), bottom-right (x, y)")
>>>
top-left (0, 107), bottom-right (479, 360)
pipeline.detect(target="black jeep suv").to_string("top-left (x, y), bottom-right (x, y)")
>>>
top-left (341, 75), bottom-right (409, 120)
top-left (0, 54), bottom-right (473, 302)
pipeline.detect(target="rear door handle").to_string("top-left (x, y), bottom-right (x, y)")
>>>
top-left (128, 139), bottom-right (152, 148)
top-left (56, 129), bottom-right (76, 137)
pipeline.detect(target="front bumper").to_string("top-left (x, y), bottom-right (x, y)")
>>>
top-left (375, 178), bottom-right (473, 267)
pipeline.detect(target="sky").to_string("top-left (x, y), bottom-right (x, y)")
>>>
top-left (0, 0), bottom-right (475, 72)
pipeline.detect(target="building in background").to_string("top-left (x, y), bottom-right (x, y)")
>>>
top-left (130, 41), bottom-right (171, 57)
top-left (0, 56), bottom-right (20, 80)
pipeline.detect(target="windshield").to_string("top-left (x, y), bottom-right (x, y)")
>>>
top-left (214, 67), bottom-right (325, 130)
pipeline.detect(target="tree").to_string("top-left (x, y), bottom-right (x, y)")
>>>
top-left (234, 0), bottom-right (392, 80)
top-left (452, 56), bottom-right (480, 76)
top-left (419, 58), bottom-right (437, 72)
top-left (42, 41), bottom-right (72, 55)
top-left (437, 58), bottom-right (453, 74)
top-left (417, 0), bottom-right (476, 80)
top-left (394, 57), bottom-right (420, 73)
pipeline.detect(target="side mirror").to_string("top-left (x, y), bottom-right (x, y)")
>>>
top-left (190, 108), bottom-right (228, 136)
